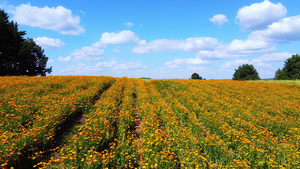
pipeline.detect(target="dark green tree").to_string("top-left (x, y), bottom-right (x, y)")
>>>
top-left (18, 38), bottom-right (52, 76)
top-left (274, 68), bottom-right (287, 80)
top-left (0, 9), bottom-right (51, 76)
top-left (277, 54), bottom-right (300, 80)
top-left (191, 72), bottom-right (202, 79)
top-left (232, 64), bottom-right (260, 80)
top-left (0, 9), bottom-right (25, 76)
top-left (274, 54), bottom-right (300, 80)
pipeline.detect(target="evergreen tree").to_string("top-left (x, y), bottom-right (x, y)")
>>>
top-left (0, 9), bottom-right (25, 75)
top-left (275, 68), bottom-right (287, 80)
top-left (284, 54), bottom-right (300, 79)
top-left (0, 9), bottom-right (51, 76)
top-left (275, 54), bottom-right (300, 80)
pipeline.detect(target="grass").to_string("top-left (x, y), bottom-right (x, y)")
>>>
top-left (140, 77), bottom-right (151, 81)
top-left (252, 80), bottom-right (300, 84)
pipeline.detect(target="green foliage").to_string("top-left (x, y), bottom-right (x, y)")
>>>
top-left (275, 54), bottom-right (300, 80)
top-left (232, 64), bottom-right (260, 80)
top-left (191, 73), bottom-right (202, 79)
top-left (275, 68), bottom-right (287, 80)
top-left (19, 38), bottom-right (52, 76)
top-left (0, 9), bottom-right (52, 76)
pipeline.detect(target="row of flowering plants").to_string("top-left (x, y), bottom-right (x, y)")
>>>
top-left (152, 79), bottom-right (300, 168)
top-left (0, 76), bottom-right (116, 168)
top-left (135, 80), bottom-right (180, 168)
top-left (39, 78), bottom-right (210, 168)
top-left (145, 81), bottom-right (212, 168)
top-left (1, 77), bottom-right (300, 168)
top-left (38, 77), bottom-right (131, 168)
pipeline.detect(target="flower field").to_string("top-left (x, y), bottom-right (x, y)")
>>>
top-left (1, 77), bottom-right (300, 168)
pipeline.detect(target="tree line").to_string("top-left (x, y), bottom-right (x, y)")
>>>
top-left (191, 54), bottom-right (300, 80)
top-left (0, 9), bottom-right (51, 76)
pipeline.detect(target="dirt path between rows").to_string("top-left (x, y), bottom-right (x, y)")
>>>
top-left (36, 88), bottom-right (108, 166)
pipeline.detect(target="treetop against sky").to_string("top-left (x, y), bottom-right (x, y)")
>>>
top-left (1, 0), bottom-right (300, 79)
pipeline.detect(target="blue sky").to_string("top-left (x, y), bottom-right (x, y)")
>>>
top-left (1, 0), bottom-right (300, 79)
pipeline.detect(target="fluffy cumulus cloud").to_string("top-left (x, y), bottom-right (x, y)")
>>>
top-left (220, 59), bottom-right (270, 70)
top-left (60, 61), bottom-right (147, 75)
top-left (63, 30), bottom-right (138, 62)
top-left (226, 39), bottom-right (274, 54)
top-left (165, 58), bottom-right (210, 68)
top-left (209, 14), bottom-right (229, 27)
top-left (220, 52), bottom-right (293, 70)
top-left (71, 46), bottom-right (104, 61)
top-left (220, 58), bottom-right (279, 78)
top-left (249, 15), bottom-right (300, 43)
top-left (252, 52), bottom-right (294, 63)
top-left (58, 56), bottom-right (71, 62)
top-left (220, 57), bottom-right (278, 78)
top-left (10, 3), bottom-right (85, 35)
top-left (236, 0), bottom-right (287, 30)
top-left (33, 37), bottom-right (65, 49)
top-left (196, 38), bottom-right (274, 59)
top-left (97, 30), bottom-right (139, 46)
top-left (132, 37), bottom-right (219, 54)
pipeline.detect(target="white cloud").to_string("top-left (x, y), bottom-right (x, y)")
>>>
top-left (165, 58), bottom-right (210, 68)
top-left (227, 39), bottom-right (273, 54)
top-left (125, 22), bottom-right (133, 28)
top-left (252, 52), bottom-right (294, 63)
top-left (116, 62), bottom-right (147, 70)
top-left (66, 30), bottom-right (138, 62)
top-left (188, 66), bottom-right (206, 72)
top-left (33, 37), bottom-right (65, 49)
top-left (0, 2), bottom-right (14, 13)
top-left (94, 61), bottom-right (118, 70)
top-left (99, 30), bottom-right (139, 45)
top-left (58, 56), bottom-right (71, 62)
top-left (236, 0), bottom-right (287, 30)
top-left (220, 53), bottom-right (292, 70)
top-left (249, 15), bottom-right (300, 43)
top-left (221, 59), bottom-right (250, 69)
top-left (220, 58), bottom-right (276, 78)
top-left (60, 61), bottom-right (147, 75)
top-left (221, 52), bottom-right (294, 70)
top-left (132, 37), bottom-right (219, 54)
top-left (196, 38), bottom-right (274, 59)
top-left (10, 3), bottom-right (85, 35)
top-left (209, 14), bottom-right (229, 27)
top-left (71, 46), bottom-right (104, 61)
top-left (92, 61), bottom-right (147, 71)
top-left (220, 59), bottom-right (271, 70)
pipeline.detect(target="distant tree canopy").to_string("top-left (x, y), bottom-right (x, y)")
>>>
top-left (0, 9), bottom-right (51, 76)
top-left (191, 73), bottom-right (202, 79)
top-left (232, 64), bottom-right (260, 80)
top-left (275, 54), bottom-right (300, 80)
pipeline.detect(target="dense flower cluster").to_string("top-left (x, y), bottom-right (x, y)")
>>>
top-left (0, 76), bottom-right (116, 168)
top-left (1, 77), bottom-right (299, 168)
top-left (152, 79), bottom-right (300, 168)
